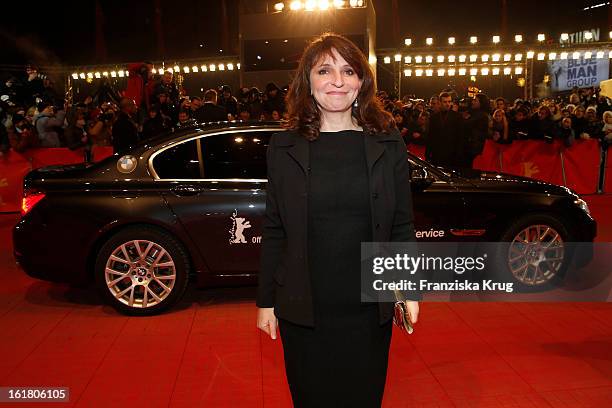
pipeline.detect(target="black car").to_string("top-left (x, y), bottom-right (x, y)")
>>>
top-left (13, 122), bottom-right (596, 315)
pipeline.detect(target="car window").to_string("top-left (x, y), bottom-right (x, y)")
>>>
top-left (152, 139), bottom-right (201, 179)
top-left (200, 131), bottom-right (272, 179)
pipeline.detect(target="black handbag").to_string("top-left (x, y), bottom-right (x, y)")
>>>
top-left (392, 290), bottom-right (414, 334)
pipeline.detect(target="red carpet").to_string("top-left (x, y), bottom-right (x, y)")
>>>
top-left (0, 195), bottom-right (611, 407)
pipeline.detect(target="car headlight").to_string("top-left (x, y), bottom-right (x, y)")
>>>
top-left (574, 198), bottom-right (591, 217)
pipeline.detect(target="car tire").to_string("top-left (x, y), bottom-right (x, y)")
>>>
top-left (494, 213), bottom-right (573, 291)
top-left (94, 226), bottom-right (190, 315)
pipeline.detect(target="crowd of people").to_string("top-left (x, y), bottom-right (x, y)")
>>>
top-left (1, 63), bottom-right (611, 168)
top-left (380, 86), bottom-right (612, 169)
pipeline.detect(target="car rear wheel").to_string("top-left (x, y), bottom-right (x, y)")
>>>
top-left (497, 214), bottom-right (572, 289)
top-left (94, 226), bottom-right (189, 315)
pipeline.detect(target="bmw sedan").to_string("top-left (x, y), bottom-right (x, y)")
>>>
top-left (13, 122), bottom-right (597, 314)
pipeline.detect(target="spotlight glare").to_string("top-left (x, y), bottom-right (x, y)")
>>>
top-left (274, 2), bottom-right (284, 11)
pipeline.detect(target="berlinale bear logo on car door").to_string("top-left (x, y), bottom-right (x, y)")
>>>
top-left (229, 209), bottom-right (261, 244)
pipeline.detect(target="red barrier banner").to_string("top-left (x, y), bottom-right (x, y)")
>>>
top-left (562, 139), bottom-right (601, 194)
top-left (473, 140), bottom-right (503, 172)
top-left (92, 146), bottom-right (114, 162)
top-left (22, 148), bottom-right (85, 168)
top-left (500, 140), bottom-right (564, 186)
top-left (406, 144), bottom-right (426, 160)
top-left (0, 152), bottom-right (32, 213)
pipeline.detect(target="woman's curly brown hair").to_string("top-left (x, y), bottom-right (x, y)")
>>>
top-left (285, 33), bottom-right (394, 141)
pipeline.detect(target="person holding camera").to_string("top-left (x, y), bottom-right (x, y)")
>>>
top-left (35, 101), bottom-right (66, 147)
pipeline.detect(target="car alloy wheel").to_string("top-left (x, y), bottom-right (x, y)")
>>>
top-left (104, 240), bottom-right (176, 308)
top-left (507, 224), bottom-right (565, 286)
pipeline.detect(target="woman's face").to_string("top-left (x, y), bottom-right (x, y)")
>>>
top-left (271, 110), bottom-right (281, 120)
top-left (309, 48), bottom-right (362, 115)
top-left (493, 111), bottom-right (503, 121)
top-left (574, 108), bottom-right (585, 118)
top-left (394, 113), bottom-right (403, 124)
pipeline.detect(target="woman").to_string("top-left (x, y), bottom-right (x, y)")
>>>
top-left (256, 33), bottom-right (420, 408)
top-left (491, 108), bottom-right (510, 143)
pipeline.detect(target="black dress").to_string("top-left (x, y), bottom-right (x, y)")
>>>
top-left (278, 130), bottom-right (393, 408)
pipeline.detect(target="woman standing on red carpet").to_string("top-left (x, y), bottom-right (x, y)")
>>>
top-left (256, 33), bottom-right (421, 408)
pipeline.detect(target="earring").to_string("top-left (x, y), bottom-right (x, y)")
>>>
top-left (353, 98), bottom-right (359, 108)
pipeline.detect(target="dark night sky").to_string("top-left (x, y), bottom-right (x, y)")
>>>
top-left (0, 0), bottom-right (608, 68)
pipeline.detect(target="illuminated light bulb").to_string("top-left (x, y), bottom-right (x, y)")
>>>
top-left (448, 55), bottom-right (455, 62)
top-left (87, 72), bottom-right (94, 78)
top-left (237, 63), bottom-right (241, 69)
top-left (290, 1), bottom-right (302, 10)
top-left (584, 51), bottom-right (592, 59)
top-left (274, 2), bottom-right (284, 11)
top-left (572, 51), bottom-right (580, 59)
top-left (71, 73), bottom-right (78, 79)
top-left (492, 53), bottom-right (501, 62)
top-left (609, 51), bottom-right (612, 58)
top-left (426, 37), bottom-right (433, 46)
top-left (404, 69), bottom-right (411, 77)
top-left (414, 55), bottom-right (422, 63)
top-left (174, 65), bottom-right (180, 72)
top-left (458, 54), bottom-right (466, 62)
top-left (482, 54), bottom-right (489, 62)
top-left (349, 0), bottom-right (358, 6)
top-left (201, 65), bottom-right (207, 72)
top-left (118, 70), bottom-right (125, 77)
top-left (492, 35), bottom-right (500, 44)
top-left (527, 51), bottom-right (535, 59)
top-left (94, 72), bottom-right (101, 78)
top-left (596, 51), bottom-right (604, 59)
top-left (584, 31), bottom-right (593, 40)
top-left (448, 68), bottom-right (456, 76)
top-left (219, 63), bottom-right (225, 70)
top-left (404, 56), bottom-right (411, 63)
top-left (305, 0), bottom-right (316, 10)
top-left (394, 54), bottom-right (402, 62)
top-left (515, 53), bottom-right (523, 61)
top-left (470, 36), bottom-right (478, 44)
top-left (492, 67), bottom-right (500, 75)
top-left (318, 0), bottom-right (330, 10)
top-left (515, 67), bottom-right (523, 75)
top-left (415, 69), bottom-right (423, 77)
top-left (561, 33), bottom-right (569, 41)
top-left (504, 53), bottom-right (512, 61)
top-left (158, 68), bottom-right (164, 75)
top-left (192, 66), bottom-right (198, 72)
top-left (481, 68), bottom-right (489, 75)
top-left (437, 68), bottom-right (445, 76)
top-left (425, 69), bottom-right (433, 76)
top-left (404, 38), bottom-right (412, 46)
top-left (458, 68), bottom-right (467, 76)
top-left (110, 71), bottom-right (116, 77)
top-left (227, 63), bottom-right (234, 70)
top-left (560, 52), bottom-right (568, 59)
top-left (448, 37), bottom-right (455, 45)
top-left (503, 67), bottom-right (511, 75)
top-left (369, 55), bottom-right (377, 64)
top-left (437, 55), bottom-right (444, 63)
top-left (425, 55), bottom-right (433, 63)
top-left (79, 72), bottom-right (86, 79)
top-left (333, 0), bottom-right (344, 7)
top-left (469, 54), bottom-right (478, 62)
top-left (537, 34), bottom-right (545, 42)
top-left (514, 34), bottom-right (523, 43)
top-left (537, 52), bottom-right (545, 60)
top-left (548, 52), bottom-right (557, 60)
top-left (167, 68), bottom-right (173, 73)
top-left (209, 64), bottom-right (216, 71)
top-left (383, 56), bottom-right (391, 64)
top-left (470, 68), bottom-right (478, 75)
top-left (183, 66), bottom-right (190, 73)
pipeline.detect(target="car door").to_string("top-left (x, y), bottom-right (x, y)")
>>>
top-left (151, 128), bottom-right (279, 275)
top-left (407, 156), bottom-right (466, 241)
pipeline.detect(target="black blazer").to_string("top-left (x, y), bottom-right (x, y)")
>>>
top-left (256, 128), bottom-right (422, 327)
top-left (193, 103), bottom-right (227, 123)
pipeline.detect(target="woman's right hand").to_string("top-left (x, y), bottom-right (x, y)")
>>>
top-left (257, 307), bottom-right (278, 340)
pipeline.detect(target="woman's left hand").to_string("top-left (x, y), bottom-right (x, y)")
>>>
top-left (403, 300), bottom-right (419, 324)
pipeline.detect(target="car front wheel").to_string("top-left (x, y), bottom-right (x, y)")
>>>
top-left (94, 226), bottom-right (189, 315)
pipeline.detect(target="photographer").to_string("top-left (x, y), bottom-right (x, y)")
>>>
top-left (8, 113), bottom-right (38, 153)
top-left (35, 101), bottom-right (66, 147)
top-left (89, 103), bottom-right (115, 147)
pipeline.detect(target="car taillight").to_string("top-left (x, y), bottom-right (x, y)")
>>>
top-left (21, 193), bottom-right (45, 216)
